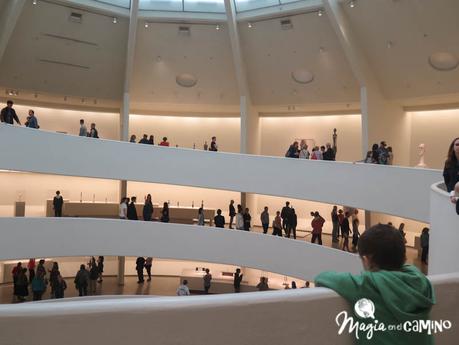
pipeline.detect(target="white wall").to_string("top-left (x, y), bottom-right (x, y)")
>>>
top-left (429, 182), bottom-right (459, 275)
top-left (260, 114), bottom-right (362, 161)
top-left (129, 114), bottom-right (240, 152)
top-left (409, 109), bottom-right (459, 169)
top-left (0, 218), bottom-right (361, 281)
top-left (0, 125), bottom-right (441, 222)
top-left (11, 104), bottom-right (119, 139)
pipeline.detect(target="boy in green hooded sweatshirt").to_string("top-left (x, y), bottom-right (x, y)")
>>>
top-left (315, 224), bottom-right (435, 344)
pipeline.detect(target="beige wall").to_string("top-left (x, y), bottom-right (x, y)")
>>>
top-left (129, 114), bottom-right (241, 152)
top-left (260, 114), bottom-right (362, 161)
top-left (0, 172), bottom-right (119, 217)
top-left (12, 104), bottom-right (120, 139)
top-left (409, 109), bottom-right (459, 169)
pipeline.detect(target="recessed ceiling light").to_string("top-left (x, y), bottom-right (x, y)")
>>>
top-left (349, 1), bottom-right (355, 8)
top-left (112, 17), bottom-right (117, 24)
top-left (32, 0), bottom-right (37, 5)
top-left (318, 10), bottom-right (323, 16)
top-left (429, 52), bottom-right (459, 71)
top-left (291, 69), bottom-right (314, 84)
top-left (176, 73), bottom-right (198, 88)
top-left (144, 22), bottom-right (149, 28)
top-left (156, 56), bottom-right (162, 62)
top-left (216, 24), bottom-right (220, 30)
top-left (248, 22), bottom-right (253, 28)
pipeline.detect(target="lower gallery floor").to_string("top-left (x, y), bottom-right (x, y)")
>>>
top-left (0, 229), bottom-right (427, 304)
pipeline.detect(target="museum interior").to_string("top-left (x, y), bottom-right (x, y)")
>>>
top-left (0, 0), bottom-right (458, 344)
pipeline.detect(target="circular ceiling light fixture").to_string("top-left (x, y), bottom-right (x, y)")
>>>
top-left (428, 52), bottom-right (459, 71)
top-left (318, 10), bottom-right (323, 17)
top-left (291, 69), bottom-right (314, 84)
top-left (176, 73), bottom-right (198, 88)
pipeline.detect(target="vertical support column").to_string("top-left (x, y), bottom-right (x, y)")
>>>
top-left (117, 0), bottom-right (139, 286)
top-left (225, 0), bottom-right (260, 212)
top-left (324, 0), bottom-right (410, 166)
top-left (0, 0), bottom-right (26, 64)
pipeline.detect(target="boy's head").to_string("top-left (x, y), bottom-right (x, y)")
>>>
top-left (358, 224), bottom-right (406, 271)
top-left (217, 209), bottom-right (222, 215)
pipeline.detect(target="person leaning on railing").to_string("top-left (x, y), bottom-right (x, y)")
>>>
top-left (443, 137), bottom-right (459, 214)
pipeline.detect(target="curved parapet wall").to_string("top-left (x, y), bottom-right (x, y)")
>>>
top-left (0, 217), bottom-right (361, 280)
top-left (429, 182), bottom-right (459, 275)
top-left (0, 124), bottom-right (441, 222)
top-left (0, 273), bottom-right (457, 345)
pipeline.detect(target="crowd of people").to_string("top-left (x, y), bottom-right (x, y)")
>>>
top-left (285, 140), bottom-right (336, 160)
top-left (364, 141), bottom-right (394, 165)
top-left (11, 256), bottom-right (105, 302)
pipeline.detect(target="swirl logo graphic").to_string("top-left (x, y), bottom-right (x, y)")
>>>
top-left (354, 298), bottom-right (375, 319)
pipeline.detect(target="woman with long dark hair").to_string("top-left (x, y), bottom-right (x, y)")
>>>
top-left (161, 202), bottom-right (169, 223)
top-left (143, 194), bottom-right (153, 221)
top-left (443, 137), bottom-right (459, 192)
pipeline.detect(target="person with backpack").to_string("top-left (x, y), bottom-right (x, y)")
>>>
top-left (54, 274), bottom-right (67, 299)
top-left (31, 270), bottom-right (47, 301)
top-left (74, 264), bottom-right (89, 297)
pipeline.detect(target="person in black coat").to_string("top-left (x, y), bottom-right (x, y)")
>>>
top-left (214, 209), bottom-right (225, 228)
top-left (287, 208), bottom-right (297, 239)
top-left (233, 268), bottom-right (243, 293)
top-left (143, 194), bottom-right (153, 221)
top-left (0, 100), bottom-right (21, 125)
top-left (281, 202), bottom-right (291, 235)
top-left (136, 257), bottom-right (145, 283)
top-left (323, 143), bottom-right (336, 161)
top-left (443, 137), bottom-right (459, 192)
top-left (228, 200), bottom-right (236, 229)
top-left (53, 191), bottom-right (64, 217)
top-left (127, 196), bottom-right (138, 220)
top-left (161, 202), bottom-right (169, 223)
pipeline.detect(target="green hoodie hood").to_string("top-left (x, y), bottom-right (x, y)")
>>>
top-left (366, 265), bottom-right (435, 322)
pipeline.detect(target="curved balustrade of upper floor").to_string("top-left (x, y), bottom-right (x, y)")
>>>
top-left (0, 124), bottom-right (441, 222)
top-left (0, 217), bottom-right (361, 281)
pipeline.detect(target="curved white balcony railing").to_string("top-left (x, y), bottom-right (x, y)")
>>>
top-left (0, 217), bottom-right (361, 280)
top-left (0, 273), bottom-right (457, 345)
top-left (429, 182), bottom-right (459, 275)
top-left (0, 125), bottom-right (441, 222)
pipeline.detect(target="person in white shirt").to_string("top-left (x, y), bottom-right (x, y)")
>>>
top-left (235, 204), bottom-right (244, 230)
top-left (79, 119), bottom-right (87, 137)
top-left (176, 280), bottom-right (190, 296)
top-left (299, 140), bottom-right (310, 159)
top-left (119, 197), bottom-right (128, 219)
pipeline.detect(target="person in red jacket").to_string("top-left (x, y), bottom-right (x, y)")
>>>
top-left (311, 211), bottom-right (325, 245)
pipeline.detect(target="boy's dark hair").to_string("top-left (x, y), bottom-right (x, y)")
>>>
top-left (358, 224), bottom-right (406, 271)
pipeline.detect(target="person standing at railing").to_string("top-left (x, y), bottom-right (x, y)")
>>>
top-left (25, 110), bottom-right (39, 129)
top-left (197, 207), bottom-right (205, 226)
top-left (136, 257), bottom-right (145, 284)
top-left (243, 208), bottom-right (252, 231)
top-left (209, 136), bottom-right (218, 152)
top-left (287, 208), bottom-right (297, 239)
top-left (281, 201), bottom-right (291, 236)
top-left (0, 100), bottom-right (21, 125)
top-left (331, 206), bottom-right (339, 243)
top-left (323, 143), bottom-right (336, 161)
top-left (161, 202), bottom-right (169, 223)
top-left (272, 211), bottom-right (283, 236)
top-left (299, 140), bottom-right (310, 159)
top-left (79, 119), bottom-right (87, 137)
top-left (260, 206), bottom-right (270, 234)
top-left (74, 264), bottom-right (89, 297)
top-left (235, 204), bottom-right (244, 230)
top-left (144, 257), bottom-right (153, 282)
top-left (420, 227), bottom-right (430, 265)
top-left (341, 212), bottom-right (351, 252)
top-left (228, 200), bottom-right (236, 229)
top-left (285, 141), bottom-right (299, 158)
top-left (127, 197), bottom-right (138, 220)
top-left (233, 268), bottom-right (243, 293)
top-left (203, 269), bottom-right (212, 294)
top-left (311, 212), bottom-right (325, 245)
top-left (119, 198), bottom-right (128, 219)
top-left (443, 137), bottom-right (459, 193)
top-left (88, 123), bottom-right (99, 138)
top-left (159, 137), bottom-right (170, 146)
top-left (143, 194), bottom-right (153, 221)
top-left (139, 134), bottom-right (149, 144)
top-left (53, 191), bottom-right (64, 217)
top-left (214, 209), bottom-right (225, 228)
